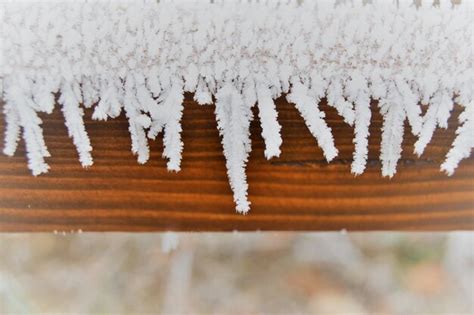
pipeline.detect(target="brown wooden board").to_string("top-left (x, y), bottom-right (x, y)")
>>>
top-left (0, 96), bottom-right (473, 231)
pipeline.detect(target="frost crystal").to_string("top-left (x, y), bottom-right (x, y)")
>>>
top-left (1, 0), bottom-right (472, 212)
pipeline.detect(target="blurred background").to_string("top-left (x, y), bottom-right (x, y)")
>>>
top-left (1, 232), bottom-right (473, 314)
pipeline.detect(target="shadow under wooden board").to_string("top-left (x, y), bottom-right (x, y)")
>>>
top-left (0, 96), bottom-right (473, 232)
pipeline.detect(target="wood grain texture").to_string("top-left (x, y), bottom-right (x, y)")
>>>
top-left (0, 96), bottom-right (473, 231)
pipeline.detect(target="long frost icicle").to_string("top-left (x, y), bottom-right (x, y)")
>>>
top-left (287, 81), bottom-right (338, 162)
top-left (379, 82), bottom-right (407, 178)
top-left (1, 0), bottom-right (472, 212)
top-left (123, 74), bottom-right (152, 165)
top-left (215, 83), bottom-right (253, 214)
top-left (346, 72), bottom-right (371, 175)
top-left (256, 84), bottom-right (282, 159)
top-left (441, 103), bottom-right (474, 176)
top-left (58, 82), bottom-right (93, 168)
top-left (161, 81), bottom-right (185, 172)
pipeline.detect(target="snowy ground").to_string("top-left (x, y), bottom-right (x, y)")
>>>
top-left (0, 232), bottom-right (473, 314)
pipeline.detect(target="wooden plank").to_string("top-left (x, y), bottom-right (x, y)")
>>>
top-left (0, 96), bottom-right (473, 231)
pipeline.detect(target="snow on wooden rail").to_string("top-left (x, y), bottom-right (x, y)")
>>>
top-left (1, 0), bottom-right (472, 213)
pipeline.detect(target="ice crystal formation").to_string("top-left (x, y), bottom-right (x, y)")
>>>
top-left (1, 0), bottom-right (473, 213)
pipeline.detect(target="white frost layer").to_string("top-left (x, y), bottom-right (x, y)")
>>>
top-left (1, 0), bottom-right (473, 213)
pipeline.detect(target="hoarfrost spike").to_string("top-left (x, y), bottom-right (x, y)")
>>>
top-left (287, 81), bottom-right (338, 162)
top-left (346, 73), bottom-right (371, 175)
top-left (441, 103), bottom-right (474, 176)
top-left (256, 84), bottom-right (282, 160)
top-left (215, 83), bottom-right (253, 214)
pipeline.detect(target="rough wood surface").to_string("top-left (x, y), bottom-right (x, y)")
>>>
top-left (0, 96), bottom-right (473, 231)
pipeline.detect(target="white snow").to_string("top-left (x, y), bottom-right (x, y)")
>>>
top-left (1, 0), bottom-right (472, 212)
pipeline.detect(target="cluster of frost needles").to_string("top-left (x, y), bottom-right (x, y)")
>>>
top-left (1, 0), bottom-right (473, 213)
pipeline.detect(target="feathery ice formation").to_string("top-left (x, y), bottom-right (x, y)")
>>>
top-left (1, 0), bottom-right (473, 213)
